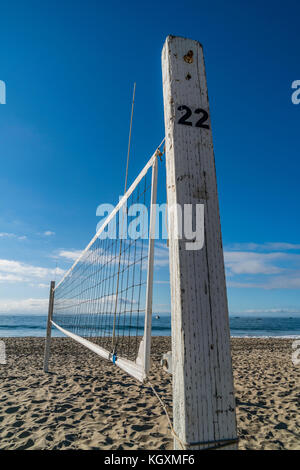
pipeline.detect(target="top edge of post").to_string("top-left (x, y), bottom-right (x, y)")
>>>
top-left (162, 35), bottom-right (204, 51)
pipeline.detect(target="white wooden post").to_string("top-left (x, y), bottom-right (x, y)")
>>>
top-left (143, 157), bottom-right (158, 376)
top-left (162, 36), bottom-right (238, 450)
top-left (43, 281), bottom-right (55, 372)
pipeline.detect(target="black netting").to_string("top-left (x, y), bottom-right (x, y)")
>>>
top-left (53, 165), bottom-right (153, 362)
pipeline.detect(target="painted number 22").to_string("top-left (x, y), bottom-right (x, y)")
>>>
top-left (177, 105), bottom-right (210, 129)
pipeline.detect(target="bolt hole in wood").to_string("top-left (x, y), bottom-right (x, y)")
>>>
top-left (183, 50), bottom-right (194, 63)
top-left (186, 73), bottom-right (192, 80)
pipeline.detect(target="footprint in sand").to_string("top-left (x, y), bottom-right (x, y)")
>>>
top-left (5, 406), bottom-right (20, 414)
top-left (18, 430), bottom-right (31, 439)
top-left (13, 420), bottom-right (24, 428)
top-left (35, 417), bottom-right (48, 424)
top-left (132, 424), bottom-right (153, 432)
top-left (274, 422), bottom-right (288, 430)
top-left (19, 439), bottom-right (34, 450)
top-left (123, 406), bottom-right (138, 412)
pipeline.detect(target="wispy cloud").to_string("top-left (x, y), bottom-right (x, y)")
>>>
top-left (0, 292), bottom-right (137, 315)
top-left (154, 242), bottom-right (169, 267)
top-left (43, 231), bottom-right (55, 237)
top-left (236, 308), bottom-right (300, 314)
top-left (0, 232), bottom-right (27, 240)
top-left (225, 243), bottom-right (300, 289)
top-left (228, 274), bottom-right (300, 290)
top-left (55, 250), bottom-right (83, 261)
top-left (53, 248), bottom-right (119, 267)
top-left (224, 251), bottom-right (286, 275)
top-left (225, 242), bottom-right (300, 252)
top-left (0, 274), bottom-right (24, 282)
top-left (97, 294), bottom-right (137, 307)
top-left (0, 233), bottom-right (15, 238)
top-left (52, 241), bottom-right (300, 290)
top-left (0, 298), bottom-right (48, 314)
top-left (54, 242), bottom-right (169, 269)
top-left (35, 283), bottom-right (49, 289)
top-left (152, 303), bottom-right (170, 313)
top-left (0, 259), bottom-right (64, 284)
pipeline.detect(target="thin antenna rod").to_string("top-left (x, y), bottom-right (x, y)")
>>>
top-left (54, 261), bottom-right (58, 282)
top-left (124, 82), bottom-right (136, 193)
top-left (112, 82), bottom-right (136, 353)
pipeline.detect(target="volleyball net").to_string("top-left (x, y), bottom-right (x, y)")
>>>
top-left (49, 142), bottom-right (163, 382)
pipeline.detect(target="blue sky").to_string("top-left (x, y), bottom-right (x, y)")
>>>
top-left (0, 0), bottom-right (299, 315)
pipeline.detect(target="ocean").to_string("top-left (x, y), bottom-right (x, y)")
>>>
top-left (0, 314), bottom-right (300, 338)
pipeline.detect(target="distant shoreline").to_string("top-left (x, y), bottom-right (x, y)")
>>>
top-left (1, 314), bottom-right (300, 338)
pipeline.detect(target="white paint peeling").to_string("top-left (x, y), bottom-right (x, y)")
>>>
top-left (162, 35), bottom-right (237, 450)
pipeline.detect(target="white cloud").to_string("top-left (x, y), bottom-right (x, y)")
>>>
top-left (98, 294), bottom-right (137, 307)
top-left (53, 241), bottom-right (169, 272)
top-left (264, 243), bottom-right (300, 251)
top-left (225, 242), bottom-right (300, 251)
top-left (0, 294), bottom-right (138, 315)
top-left (43, 231), bottom-right (55, 237)
top-left (224, 243), bottom-right (300, 289)
top-left (0, 298), bottom-right (48, 314)
top-left (227, 274), bottom-right (300, 290)
top-left (239, 308), bottom-right (300, 314)
top-left (49, 294), bottom-right (137, 311)
top-left (55, 244), bottom-right (147, 267)
top-left (0, 259), bottom-right (64, 284)
top-left (261, 274), bottom-right (300, 289)
top-left (224, 251), bottom-right (286, 275)
top-left (28, 282), bottom-right (50, 288)
top-left (0, 232), bottom-right (27, 240)
top-left (0, 274), bottom-right (24, 282)
top-left (56, 250), bottom-right (83, 261)
top-left (154, 242), bottom-right (169, 267)
top-left (152, 303), bottom-right (170, 313)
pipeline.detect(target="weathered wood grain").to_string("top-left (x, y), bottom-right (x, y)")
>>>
top-left (162, 35), bottom-right (237, 450)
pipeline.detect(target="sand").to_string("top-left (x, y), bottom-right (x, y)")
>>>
top-left (0, 337), bottom-right (299, 450)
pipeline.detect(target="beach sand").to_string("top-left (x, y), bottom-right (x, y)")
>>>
top-left (0, 337), bottom-right (299, 450)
